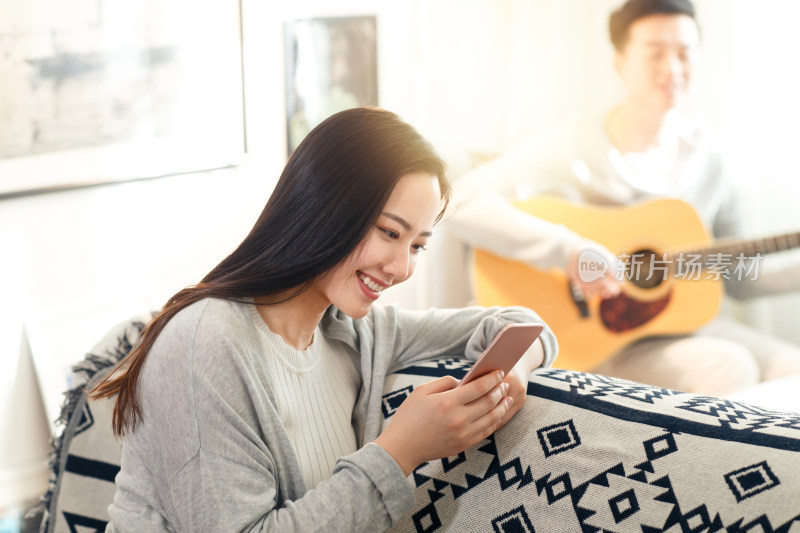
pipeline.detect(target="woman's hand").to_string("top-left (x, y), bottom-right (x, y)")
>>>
top-left (375, 370), bottom-right (512, 476)
top-left (496, 337), bottom-right (546, 428)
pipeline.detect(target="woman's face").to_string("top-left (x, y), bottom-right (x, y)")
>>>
top-left (316, 171), bottom-right (442, 319)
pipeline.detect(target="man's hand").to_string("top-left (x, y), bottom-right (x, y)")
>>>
top-left (567, 246), bottom-right (622, 299)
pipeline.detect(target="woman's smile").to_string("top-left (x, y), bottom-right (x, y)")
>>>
top-left (357, 271), bottom-right (388, 300)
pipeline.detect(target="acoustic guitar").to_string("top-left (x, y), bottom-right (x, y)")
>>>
top-left (472, 196), bottom-right (800, 371)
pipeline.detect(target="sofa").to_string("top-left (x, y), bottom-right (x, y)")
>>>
top-left (32, 315), bottom-right (800, 532)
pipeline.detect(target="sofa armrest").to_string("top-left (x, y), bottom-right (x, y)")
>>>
top-left (380, 360), bottom-right (800, 532)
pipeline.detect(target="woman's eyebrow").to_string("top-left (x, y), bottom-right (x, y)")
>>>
top-left (382, 212), bottom-right (433, 237)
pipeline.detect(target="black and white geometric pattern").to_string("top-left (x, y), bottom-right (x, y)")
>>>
top-left (537, 420), bottom-right (581, 457)
top-left (492, 506), bottom-right (534, 533)
top-left (383, 362), bottom-right (800, 532)
top-left (724, 461), bottom-right (780, 503)
top-left (34, 316), bottom-right (149, 533)
top-left (383, 385), bottom-right (414, 418)
top-left (33, 316), bottom-right (800, 533)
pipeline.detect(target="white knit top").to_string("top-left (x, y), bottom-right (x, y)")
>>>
top-left (250, 306), bottom-right (361, 488)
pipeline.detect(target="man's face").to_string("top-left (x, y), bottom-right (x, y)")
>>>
top-left (615, 13), bottom-right (700, 112)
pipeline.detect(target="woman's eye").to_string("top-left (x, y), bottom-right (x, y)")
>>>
top-left (412, 244), bottom-right (428, 253)
top-left (380, 228), bottom-right (399, 239)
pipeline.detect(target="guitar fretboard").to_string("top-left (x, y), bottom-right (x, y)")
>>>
top-left (670, 231), bottom-right (800, 265)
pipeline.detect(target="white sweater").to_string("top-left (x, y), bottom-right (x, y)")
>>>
top-left (252, 305), bottom-right (360, 488)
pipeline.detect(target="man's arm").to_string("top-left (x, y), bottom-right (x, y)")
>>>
top-left (445, 136), bottom-right (620, 298)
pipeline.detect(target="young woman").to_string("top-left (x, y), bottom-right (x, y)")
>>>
top-left (90, 107), bottom-right (557, 532)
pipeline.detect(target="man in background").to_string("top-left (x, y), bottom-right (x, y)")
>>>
top-left (446, 0), bottom-right (800, 396)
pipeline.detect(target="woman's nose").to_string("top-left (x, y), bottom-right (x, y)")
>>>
top-left (384, 247), bottom-right (413, 282)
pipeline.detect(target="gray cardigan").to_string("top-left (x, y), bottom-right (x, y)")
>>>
top-left (107, 298), bottom-right (557, 532)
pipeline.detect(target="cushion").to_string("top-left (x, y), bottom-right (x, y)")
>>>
top-left (33, 315), bottom-right (151, 533)
top-left (381, 360), bottom-right (800, 532)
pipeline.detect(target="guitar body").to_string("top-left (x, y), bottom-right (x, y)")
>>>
top-left (473, 197), bottom-right (723, 371)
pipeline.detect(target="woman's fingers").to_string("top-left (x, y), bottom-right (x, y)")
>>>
top-left (375, 370), bottom-right (523, 474)
top-left (495, 388), bottom-right (523, 430)
top-left (464, 380), bottom-right (508, 420)
top-left (471, 395), bottom-right (514, 440)
top-left (494, 367), bottom-right (529, 430)
top-left (416, 375), bottom-right (460, 394)
top-left (454, 370), bottom-right (505, 403)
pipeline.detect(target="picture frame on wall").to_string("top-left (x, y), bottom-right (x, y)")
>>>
top-left (283, 15), bottom-right (378, 155)
top-left (0, 0), bottom-right (246, 200)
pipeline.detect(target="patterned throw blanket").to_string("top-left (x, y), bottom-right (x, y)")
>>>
top-left (34, 318), bottom-right (800, 532)
top-left (383, 360), bottom-right (800, 532)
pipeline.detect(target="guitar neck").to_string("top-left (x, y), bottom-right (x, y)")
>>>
top-left (673, 231), bottom-right (800, 264)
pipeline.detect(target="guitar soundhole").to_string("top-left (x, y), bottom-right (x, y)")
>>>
top-left (623, 248), bottom-right (667, 290)
top-left (600, 291), bottom-right (671, 333)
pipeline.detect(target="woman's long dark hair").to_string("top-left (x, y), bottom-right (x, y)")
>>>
top-left (90, 107), bottom-right (449, 436)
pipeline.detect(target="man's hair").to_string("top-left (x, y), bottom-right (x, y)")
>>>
top-left (609, 0), bottom-right (696, 51)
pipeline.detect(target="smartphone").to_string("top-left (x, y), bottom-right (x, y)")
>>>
top-left (457, 323), bottom-right (544, 387)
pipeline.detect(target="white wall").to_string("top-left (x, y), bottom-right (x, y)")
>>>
top-left (1, 164), bottom-right (278, 425)
top-left (719, 0), bottom-right (800, 334)
top-left (3, 0), bottom-right (800, 428)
